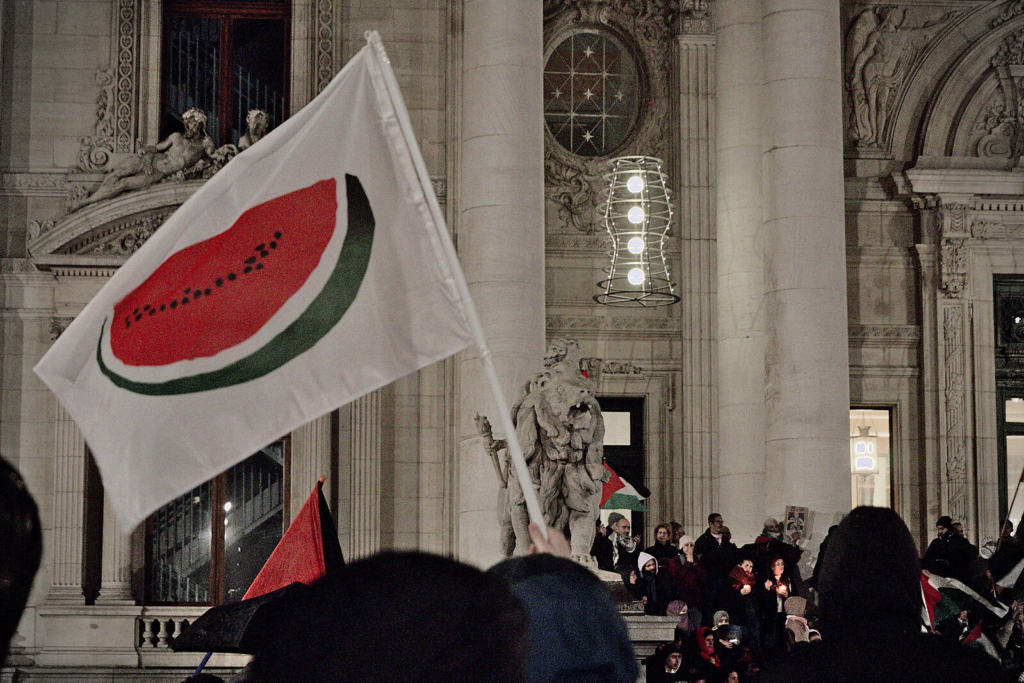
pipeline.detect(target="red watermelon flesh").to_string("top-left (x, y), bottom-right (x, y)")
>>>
top-left (110, 178), bottom-right (338, 367)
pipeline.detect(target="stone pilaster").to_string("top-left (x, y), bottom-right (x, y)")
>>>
top-left (97, 497), bottom-right (133, 604)
top-left (678, 17), bottom-right (718, 530)
top-left (457, 0), bottom-right (545, 566)
top-left (713, 0), bottom-right (767, 540)
top-left (349, 391), bottom-right (381, 559)
top-left (290, 413), bottom-right (332, 521)
top-left (760, 0), bottom-right (850, 540)
top-left (47, 401), bottom-right (86, 604)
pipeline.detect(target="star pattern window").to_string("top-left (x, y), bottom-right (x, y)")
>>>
top-left (544, 31), bottom-right (639, 158)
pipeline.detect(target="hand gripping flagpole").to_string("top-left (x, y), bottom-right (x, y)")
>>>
top-left (364, 32), bottom-right (548, 541)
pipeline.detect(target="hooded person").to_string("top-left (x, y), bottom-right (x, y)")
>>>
top-left (667, 599), bottom-right (699, 640)
top-left (646, 645), bottom-right (689, 683)
top-left (693, 627), bottom-right (721, 680)
top-left (761, 506), bottom-right (1002, 683)
top-left (489, 553), bottom-right (639, 683)
top-left (637, 550), bottom-right (676, 616)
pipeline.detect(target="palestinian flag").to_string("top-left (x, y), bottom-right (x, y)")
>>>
top-left (601, 461), bottom-right (647, 511)
top-left (921, 571), bottom-right (1008, 627)
top-left (244, 477), bottom-right (344, 600)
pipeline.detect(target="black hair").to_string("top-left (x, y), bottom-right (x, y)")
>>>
top-left (708, 512), bottom-right (722, 524)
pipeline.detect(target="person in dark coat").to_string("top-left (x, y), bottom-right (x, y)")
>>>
top-left (646, 523), bottom-right (678, 564)
top-left (695, 512), bottom-right (738, 613)
top-left (591, 518), bottom-right (615, 572)
top-left (646, 647), bottom-right (689, 683)
top-left (759, 555), bottom-right (794, 656)
top-left (722, 558), bottom-right (760, 647)
top-left (808, 524), bottom-right (837, 590)
top-left (608, 512), bottom-right (641, 584)
top-left (922, 515), bottom-right (976, 582)
top-left (0, 455), bottom-right (42, 665)
top-left (490, 553), bottom-right (639, 683)
top-left (760, 506), bottom-right (1003, 683)
top-left (935, 608), bottom-right (972, 647)
top-left (638, 551), bottom-right (676, 616)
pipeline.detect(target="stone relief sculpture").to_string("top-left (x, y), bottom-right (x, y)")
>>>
top-left (846, 7), bottom-right (955, 148)
top-left (478, 339), bottom-right (608, 567)
top-left (67, 108), bottom-right (219, 212)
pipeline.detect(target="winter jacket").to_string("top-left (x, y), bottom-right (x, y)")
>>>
top-left (667, 554), bottom-right (708, 611)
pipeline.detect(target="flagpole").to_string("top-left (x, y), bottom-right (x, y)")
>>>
top-left (1000, 461), bottom-right (1024, 552)
top-left (363, 32), bottom-right (549, 541)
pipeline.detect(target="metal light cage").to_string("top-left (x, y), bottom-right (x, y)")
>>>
top-left (594, 156), bottom-right (680, 307)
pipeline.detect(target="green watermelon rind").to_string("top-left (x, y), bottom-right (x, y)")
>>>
top-left (96, 174), bottom-right (375, 396)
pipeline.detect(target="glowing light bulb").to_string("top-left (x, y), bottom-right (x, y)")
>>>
top-left (626, 175), bottom-right (644, 193)
top-left (627, 207), bottom-right (645, 224)
top-left (224, 501), bottom-right (232, 512)
top-left (627, 268), bottom-right (645, 285)
top-left (627, 237), bottom-right (645, 254)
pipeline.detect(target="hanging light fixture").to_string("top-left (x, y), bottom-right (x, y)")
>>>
top-left (594, 156), bottom-right (679, 307)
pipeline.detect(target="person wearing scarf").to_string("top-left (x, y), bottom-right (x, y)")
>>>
top-left (666, 599), bottom-right (698, 640)
top-left (724, 558), bottom-right (761, 646)
top-left (694, 627), bottom-right (721, 680)
top-left (668, 534), bottom-right (708, 614)
top-left (637, 551), bottom-right (675, 616)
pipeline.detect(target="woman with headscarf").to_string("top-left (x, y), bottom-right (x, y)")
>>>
top-left (759, 555), bottom-right (793, 655)
top-left (694, 627), bottom-right (721, 680)
top-left (668, 535), bottom-right (708, 615)
top-left (637, 551), bottom-right (675, 616)
top-left (667, 599), bottom-right (699, 641)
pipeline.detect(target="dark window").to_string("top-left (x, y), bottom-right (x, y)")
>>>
top-left (994, 276), bottom-right (1024, 526)
top-left (146, 439), bottom-right (289, 605)
top-left (598, 396), bottom-right (646, 534)
top-left (163, 0), bottom-right (289, 147)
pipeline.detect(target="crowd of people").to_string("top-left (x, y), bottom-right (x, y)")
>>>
top-left (0, 452), bottom-right (1016, 682)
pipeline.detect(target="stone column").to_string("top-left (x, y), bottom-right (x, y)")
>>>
top-left (760, 0), bottom-right (850, 540)
top-left (458, 0), bottom-right (545, 567)
top-left (97, 497), bottom-right (134, 603)
top-left (678, 11), bottom-right (717, 531)
top-left (349, 391), bottom-right (381, 559)
top-left (48, 401), bottom-right (86, 603)
top-left (713, 0), bottom-right (767, 540)
top-left (290, 414), bottom-right (332, 522)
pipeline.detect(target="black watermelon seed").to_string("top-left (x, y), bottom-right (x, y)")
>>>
top-left (125, 321), bottom-right (130, 328)
top-left (244, 256), bottom-right (257, 265)
top-left (143, 304), bottom-right (151, 311)
top-left (204, 288), bottom-right (212, 296)
top-left (228, 273), bottom-right (236, 281)
top-left (135, 314), bottom-right (142, 321)
top-left (148, 309), bottom-right (156, 316)
top-left (215, 278), bottom-right (224, 287)
top-left (133, 307), bottom-right (140, 315)
top-left (181, 297), bottom-right (189, 305)
top-left (254, 243), bottom-right (265, 251)
top-left (260, 250), bottom-right (269, 258)
top-left (193, 290), bottom-right (201, 299)
top-left (274, 231), bottom-right (282, 239)
top-left (159, 304), bottom-right (166, 311)
top-left (243, 266), bottom-right (253, 274)
top-left (256, 263), bottom-right (264, 270)
top-left (269, 241), bottom-right (277, 249)
top-left (184, 287), bottom-right (191, 294)
top-left (170, 301), bottom-right (178, 309)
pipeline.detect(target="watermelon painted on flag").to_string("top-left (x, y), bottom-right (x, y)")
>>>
top-left (921, 571), bottom-right (1008, 627)
top-left (35, 44), bottom-right (474, 529)
top-left (601, 461), bottom-right (647, 511)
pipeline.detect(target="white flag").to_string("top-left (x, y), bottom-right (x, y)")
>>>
top-left (35, 43), bottom-right (473, 530)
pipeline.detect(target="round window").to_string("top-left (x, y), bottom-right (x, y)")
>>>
top-left (544, 31), bottom-right (639, 158)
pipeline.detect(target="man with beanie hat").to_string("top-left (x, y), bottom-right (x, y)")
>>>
top-left (761, 507), bottom-right (1001, 683)
top-left (923, 514), bottom-right (976, 582)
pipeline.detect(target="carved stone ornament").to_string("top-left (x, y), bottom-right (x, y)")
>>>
top-left (49, 317), bottom-right (75, 342)
top-left (994, 0), bottom-right (1024, 28)
top-left (845, 7), bottom-right (958, 151)
top-left (543, 0), bottom-right (678, 233)
top-left (316, 0), bottom-right (337, 93)
top-left (937, 202), bottom-right (970, 299)
top-left (942, 305), bottom-right (969, 524)
top-left (679, 0), bottom-right (711, 35)
top-left (602, 361), bottom-right (644, 375)
top-left (66, 210), bottom-right (173, 256)
top-left (76, 69), bottom-right (116, 172)
top-left (972, 220), bottom-right (1024, 240)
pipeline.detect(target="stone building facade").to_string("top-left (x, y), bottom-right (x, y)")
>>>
top-left (2, 0), bottom-right (1023, 678)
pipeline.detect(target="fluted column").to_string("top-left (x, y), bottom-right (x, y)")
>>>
top-left (290, 414), bottom-right (332, 522)
top-left (48, 401), bottom-right (86, 603)
top-left (457, 0), bottom-right (545, 566)
top-left (97, 497), bottom-right (134, 603)
top-left (678, 16), bottom-right (718, 530)
top-left (714, 0), bottom-right (766, 540)
top-left (761, 0), bottom-right (850, 537)
top-left (350, 392), bottom-right (381, 559)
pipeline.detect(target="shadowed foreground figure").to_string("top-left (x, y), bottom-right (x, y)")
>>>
top-left (0, 455), bottom-right (43, 664)
top-left (247, 552), bottom-right (528, 683)
top-left (762, 506), bottom-right (1003, 683)
top-left (489, 553), bottom-right (639, 683)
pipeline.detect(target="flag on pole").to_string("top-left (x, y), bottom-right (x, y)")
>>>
top-left (35, 41), bottom-right (474, 530)
top-left (244, 477), bottom-right (344, 600)
top-left (921, 571), bottom-right (1008, 627)
top-left (601, 462), bottom-right (647, 511)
